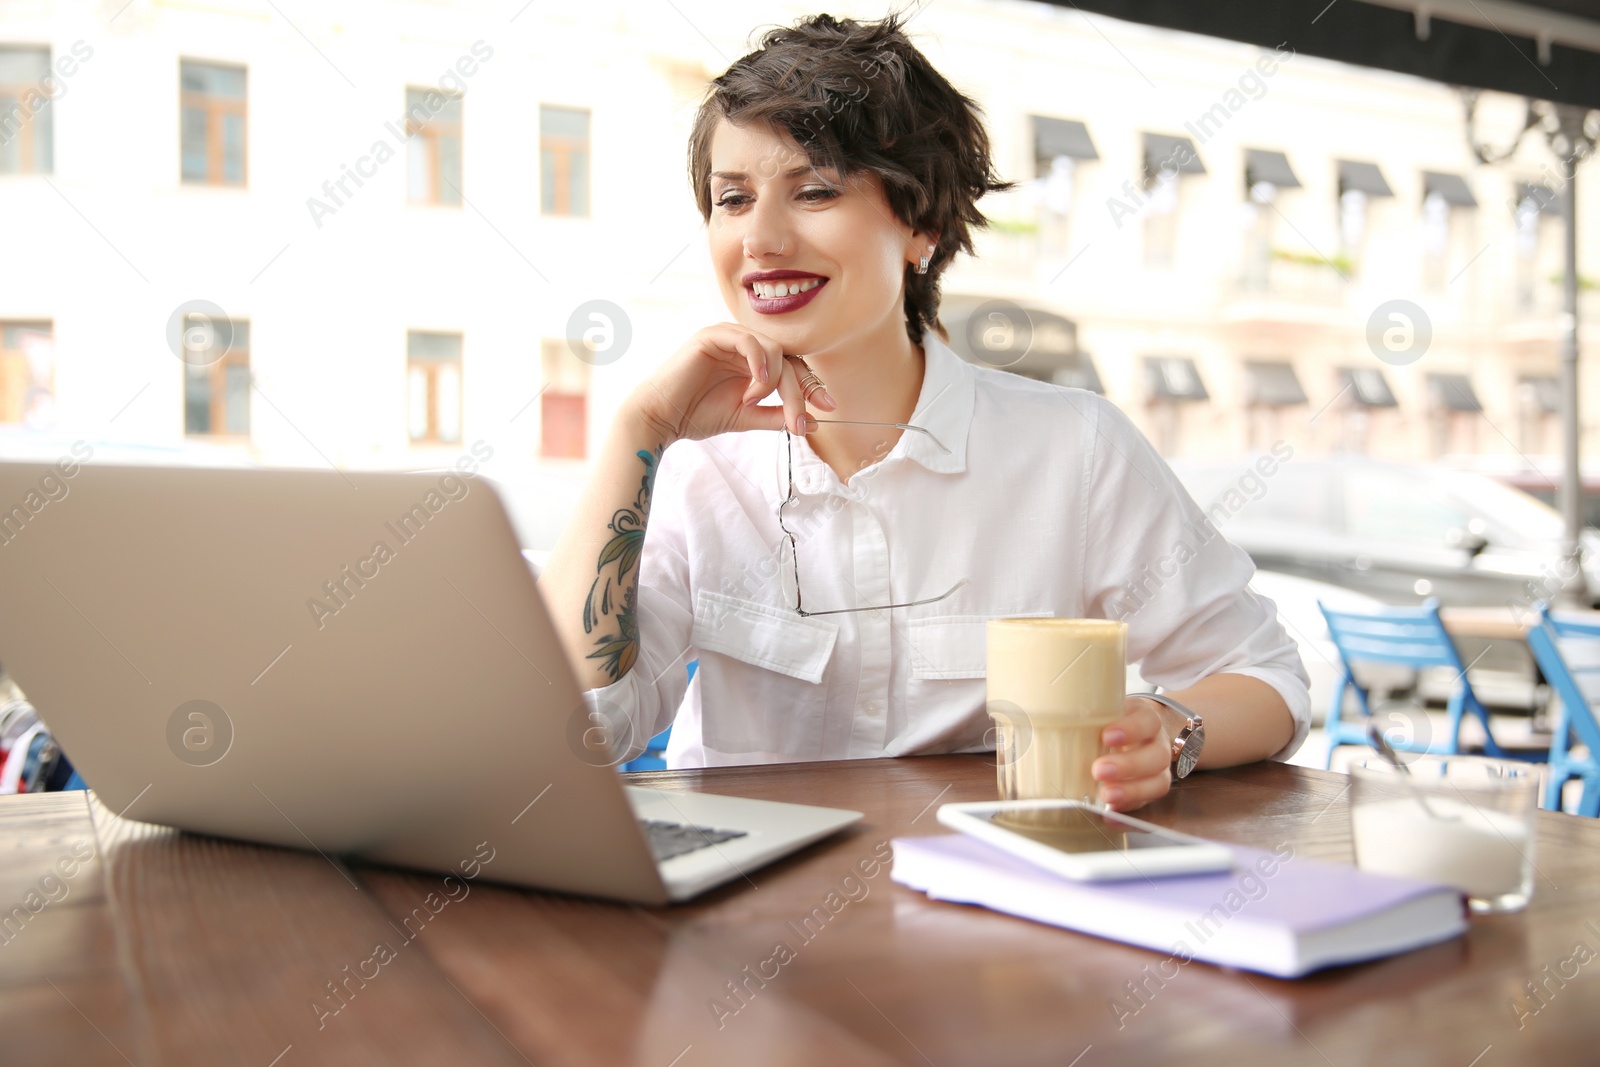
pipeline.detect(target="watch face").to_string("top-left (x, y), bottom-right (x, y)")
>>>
top-left (1175, 725), bottom-right (1204, 778)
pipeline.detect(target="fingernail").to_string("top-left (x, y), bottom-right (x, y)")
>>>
top-left (1102, 786), bottom-right (1125, 805)
top-left (798, 416), bottom-right (813, 434)
top-left (1093, 760), bottom-right (1117, 781)
top-left (819, 389), bottom-right (837, 408)
top-left (758, 363), bottom-right (769, 383)
top-left (1103, 728), bottom-right (1126, 746)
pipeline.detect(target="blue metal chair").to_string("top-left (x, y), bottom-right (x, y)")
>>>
top-left (1317, 597), bottom-right (1524, 768)
top-left (618, 660), bottom-right (693, 772)
top-left (1525, 603), bottom-right (1600, 815)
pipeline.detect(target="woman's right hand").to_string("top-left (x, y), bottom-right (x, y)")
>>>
top-left (627, 322), bottom-right (835, 445)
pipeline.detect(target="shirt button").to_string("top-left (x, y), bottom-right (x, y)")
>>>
top-left (862, 701), bottom-right (883, 717)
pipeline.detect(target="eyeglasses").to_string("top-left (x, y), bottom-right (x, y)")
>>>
top-left (778, 421), bottom-right (968, 617)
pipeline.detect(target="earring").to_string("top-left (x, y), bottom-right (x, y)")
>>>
top-left (916, 246), bottom-right (933, 274)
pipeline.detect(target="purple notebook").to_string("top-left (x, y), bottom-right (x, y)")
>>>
top-left (891, 834), bottom-right (1467, 978)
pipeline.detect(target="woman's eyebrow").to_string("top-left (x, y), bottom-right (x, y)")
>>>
top-left (710, 164), bottom-right (830, 182)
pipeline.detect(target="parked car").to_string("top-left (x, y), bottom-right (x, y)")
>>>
top-left (1440, 452), bottom-right (1600, 533)
top-left (1168, 455), bottom-right (1600, 610)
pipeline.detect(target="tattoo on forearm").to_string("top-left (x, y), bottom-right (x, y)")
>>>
top-left (583, 446), bottom-right (662, 680)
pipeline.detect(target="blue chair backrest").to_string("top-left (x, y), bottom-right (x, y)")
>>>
top-left (1537, 601), bottom-right (1600, 639)
top-left (1317, 597), bottom-right (1465, 672)
top-left (1526, 609), bottom-right (1600, 758)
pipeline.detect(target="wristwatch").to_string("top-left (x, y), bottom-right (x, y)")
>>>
top-left (1139, 693), bottom-right (1206, 779)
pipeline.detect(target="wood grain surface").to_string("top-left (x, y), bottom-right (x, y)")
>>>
top-left (3, 756), bottom-right (1598, 1066)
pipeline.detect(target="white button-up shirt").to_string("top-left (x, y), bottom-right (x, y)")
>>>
top-left (587, 330), bottom-right (1310, 768)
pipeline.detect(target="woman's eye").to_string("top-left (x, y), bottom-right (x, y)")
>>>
top-left (715, 188), bottom-right (839, 210)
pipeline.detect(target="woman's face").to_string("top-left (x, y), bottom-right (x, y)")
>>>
top-left (706, 118), bottom-right (933, 357)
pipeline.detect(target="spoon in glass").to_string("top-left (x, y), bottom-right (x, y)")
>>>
top-left (1365, 720), bottom-right (1458, 821)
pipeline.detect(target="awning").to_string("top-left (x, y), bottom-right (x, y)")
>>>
top-left (1143, 133), bottom-right (1205, 178)
top-left (1428, 372), bottom-right (1482, 412)
top-left (938, 296), bottom-right (1096, 389)
top-left (1033, 116), bottom-right (1098, 163)
top-left (1521, 376), bottom-right (1561, 414)
top-left (1033, 2), bottom-right (1600, 112)
top-left (1145, 356), bottom-right (1209, 402)
top-left (1337, 366), bottom-right (1399, 408)
top-left (1423, 170), bottom-right (1478, 208)
top-left (1243, 360), bottom-right (1307, 406)
top-left (1245, 149), bottom-right (1300, 190)
top-left (1338, 160), bottom-right (1394, 198)
top-left (1516, 182), bottom-right (1565, 218)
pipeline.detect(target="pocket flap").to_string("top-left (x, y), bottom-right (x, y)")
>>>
top-left (692, 591), bottom-right (838, 684)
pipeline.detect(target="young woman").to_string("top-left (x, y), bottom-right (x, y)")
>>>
top-left (541, 10), bottom-right (1310, 812)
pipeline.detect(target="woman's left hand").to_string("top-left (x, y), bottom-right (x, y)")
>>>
top-left (1092, 696), bottom-right (1178, 813)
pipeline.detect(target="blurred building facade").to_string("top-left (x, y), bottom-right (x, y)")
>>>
top-left (0, 0), bottom-right (1594, 479)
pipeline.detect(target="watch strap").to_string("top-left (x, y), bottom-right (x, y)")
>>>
top-left (1138, 692), bottom-right (1205, 777)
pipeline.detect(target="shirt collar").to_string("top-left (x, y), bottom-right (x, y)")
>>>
top-left (773, 330), bottom-right (976, 501)
top-left (898, 329), bottom-right (974, 475)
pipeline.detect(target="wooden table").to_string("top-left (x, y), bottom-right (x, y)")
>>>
top-left (5, 756), bottom-right (1599, 1066)
top-left (1438, 607), bottom-right (1534, 643)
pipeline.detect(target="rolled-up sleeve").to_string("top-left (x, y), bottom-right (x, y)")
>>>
top-left (578, 442), bottom-right (696, 763)
top-left (1073, 395), bottom-right (1312, 762)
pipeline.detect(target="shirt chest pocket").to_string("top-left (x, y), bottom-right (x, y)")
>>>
top-left (690, 591), bottom-right (839, 754)
top-left (909, 612), bottom-right (1055, 681)
top-left (692, 591), bottom-right (838, 680)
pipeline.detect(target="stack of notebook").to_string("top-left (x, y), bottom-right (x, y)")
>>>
top-left (890, 833), bottom-right (1467, 979)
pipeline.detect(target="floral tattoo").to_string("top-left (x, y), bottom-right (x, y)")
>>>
top-left (583, 446), bottom-right (662, 680)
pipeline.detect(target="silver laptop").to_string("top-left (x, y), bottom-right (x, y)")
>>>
top-left (0, 459), bottom-right (860, 904)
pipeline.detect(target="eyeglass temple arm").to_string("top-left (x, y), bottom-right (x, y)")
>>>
top-left (797, 577), bottom-right (970, 617)
top-left (806, 419), bottom-right (951, 455)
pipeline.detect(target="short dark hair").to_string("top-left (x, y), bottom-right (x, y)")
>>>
top-left (687, 8), bottom-right (1017, 347)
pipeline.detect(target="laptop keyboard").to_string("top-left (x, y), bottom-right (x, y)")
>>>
top-left (640, 818), bottom-right (749, 862)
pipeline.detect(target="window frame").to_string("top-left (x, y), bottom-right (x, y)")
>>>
top-left (540, 105), bottom-right (591, 217)
top-left (182, 318), bottom-right (251, 438)
top-left (179, 58), bottom-right (248, 187)
top-left (404, 87), bottom-right (463, 205)
top-left (0, 46), bottom-right (54, 175)
top-left (407, 331), bottom-right (464, 445)
top-left (0, 320), bottom-right (54, 425)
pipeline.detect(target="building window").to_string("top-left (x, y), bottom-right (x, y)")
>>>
top-left (405, 88), bottom-right (462, 205)
top-left (0, 47), bottom-right (54, 175)
top-left (1241, 358), bottom-right (1306, 452)
top-left (541, 105), bottom-right (590, 217)
top-left (1420, 171), bottom-right (1477, 290)
top-left (1030, 116), bottom-right (1097, 256)
top-left (540, 339), bottom-right (588, 459)
top-left (1139, 134), bottom-right (1204, 269)
top-left (1240, 150), bottom-right (1302, 290)
top-left (1143, 355), bottom-right (1209, 455)
top-left (1426, 371), bottom-right (1481, 457)
top-left (0, 321), bottom-right (54, 426)
top-left (180, 60), bottom-right (246, 185)
top-left (1336, 160), bottom-right (1394, 277)
top-left (1518, 375), bottom-right (1560, 453)
top-left (1332, 365), bottom-right (1399, 454)
top-left (408, 332), bottom-right (462, 444)
top-left (183, 318), bottom-right (251, 436)
top-left (1514, 182), bottom-right (1560, 312)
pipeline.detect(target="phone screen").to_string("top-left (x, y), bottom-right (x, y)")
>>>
top-left (980, 805), bottom-right (1204, 854)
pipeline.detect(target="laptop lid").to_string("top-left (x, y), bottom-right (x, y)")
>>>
top-left (0, 459), bottom-right (674, 904)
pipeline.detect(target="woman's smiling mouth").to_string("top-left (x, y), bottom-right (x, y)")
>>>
top-left (745, 275), bottom-right (829, 314)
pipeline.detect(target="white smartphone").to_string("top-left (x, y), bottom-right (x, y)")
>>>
top-left (937, 799), bottom-right (1235, 881)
